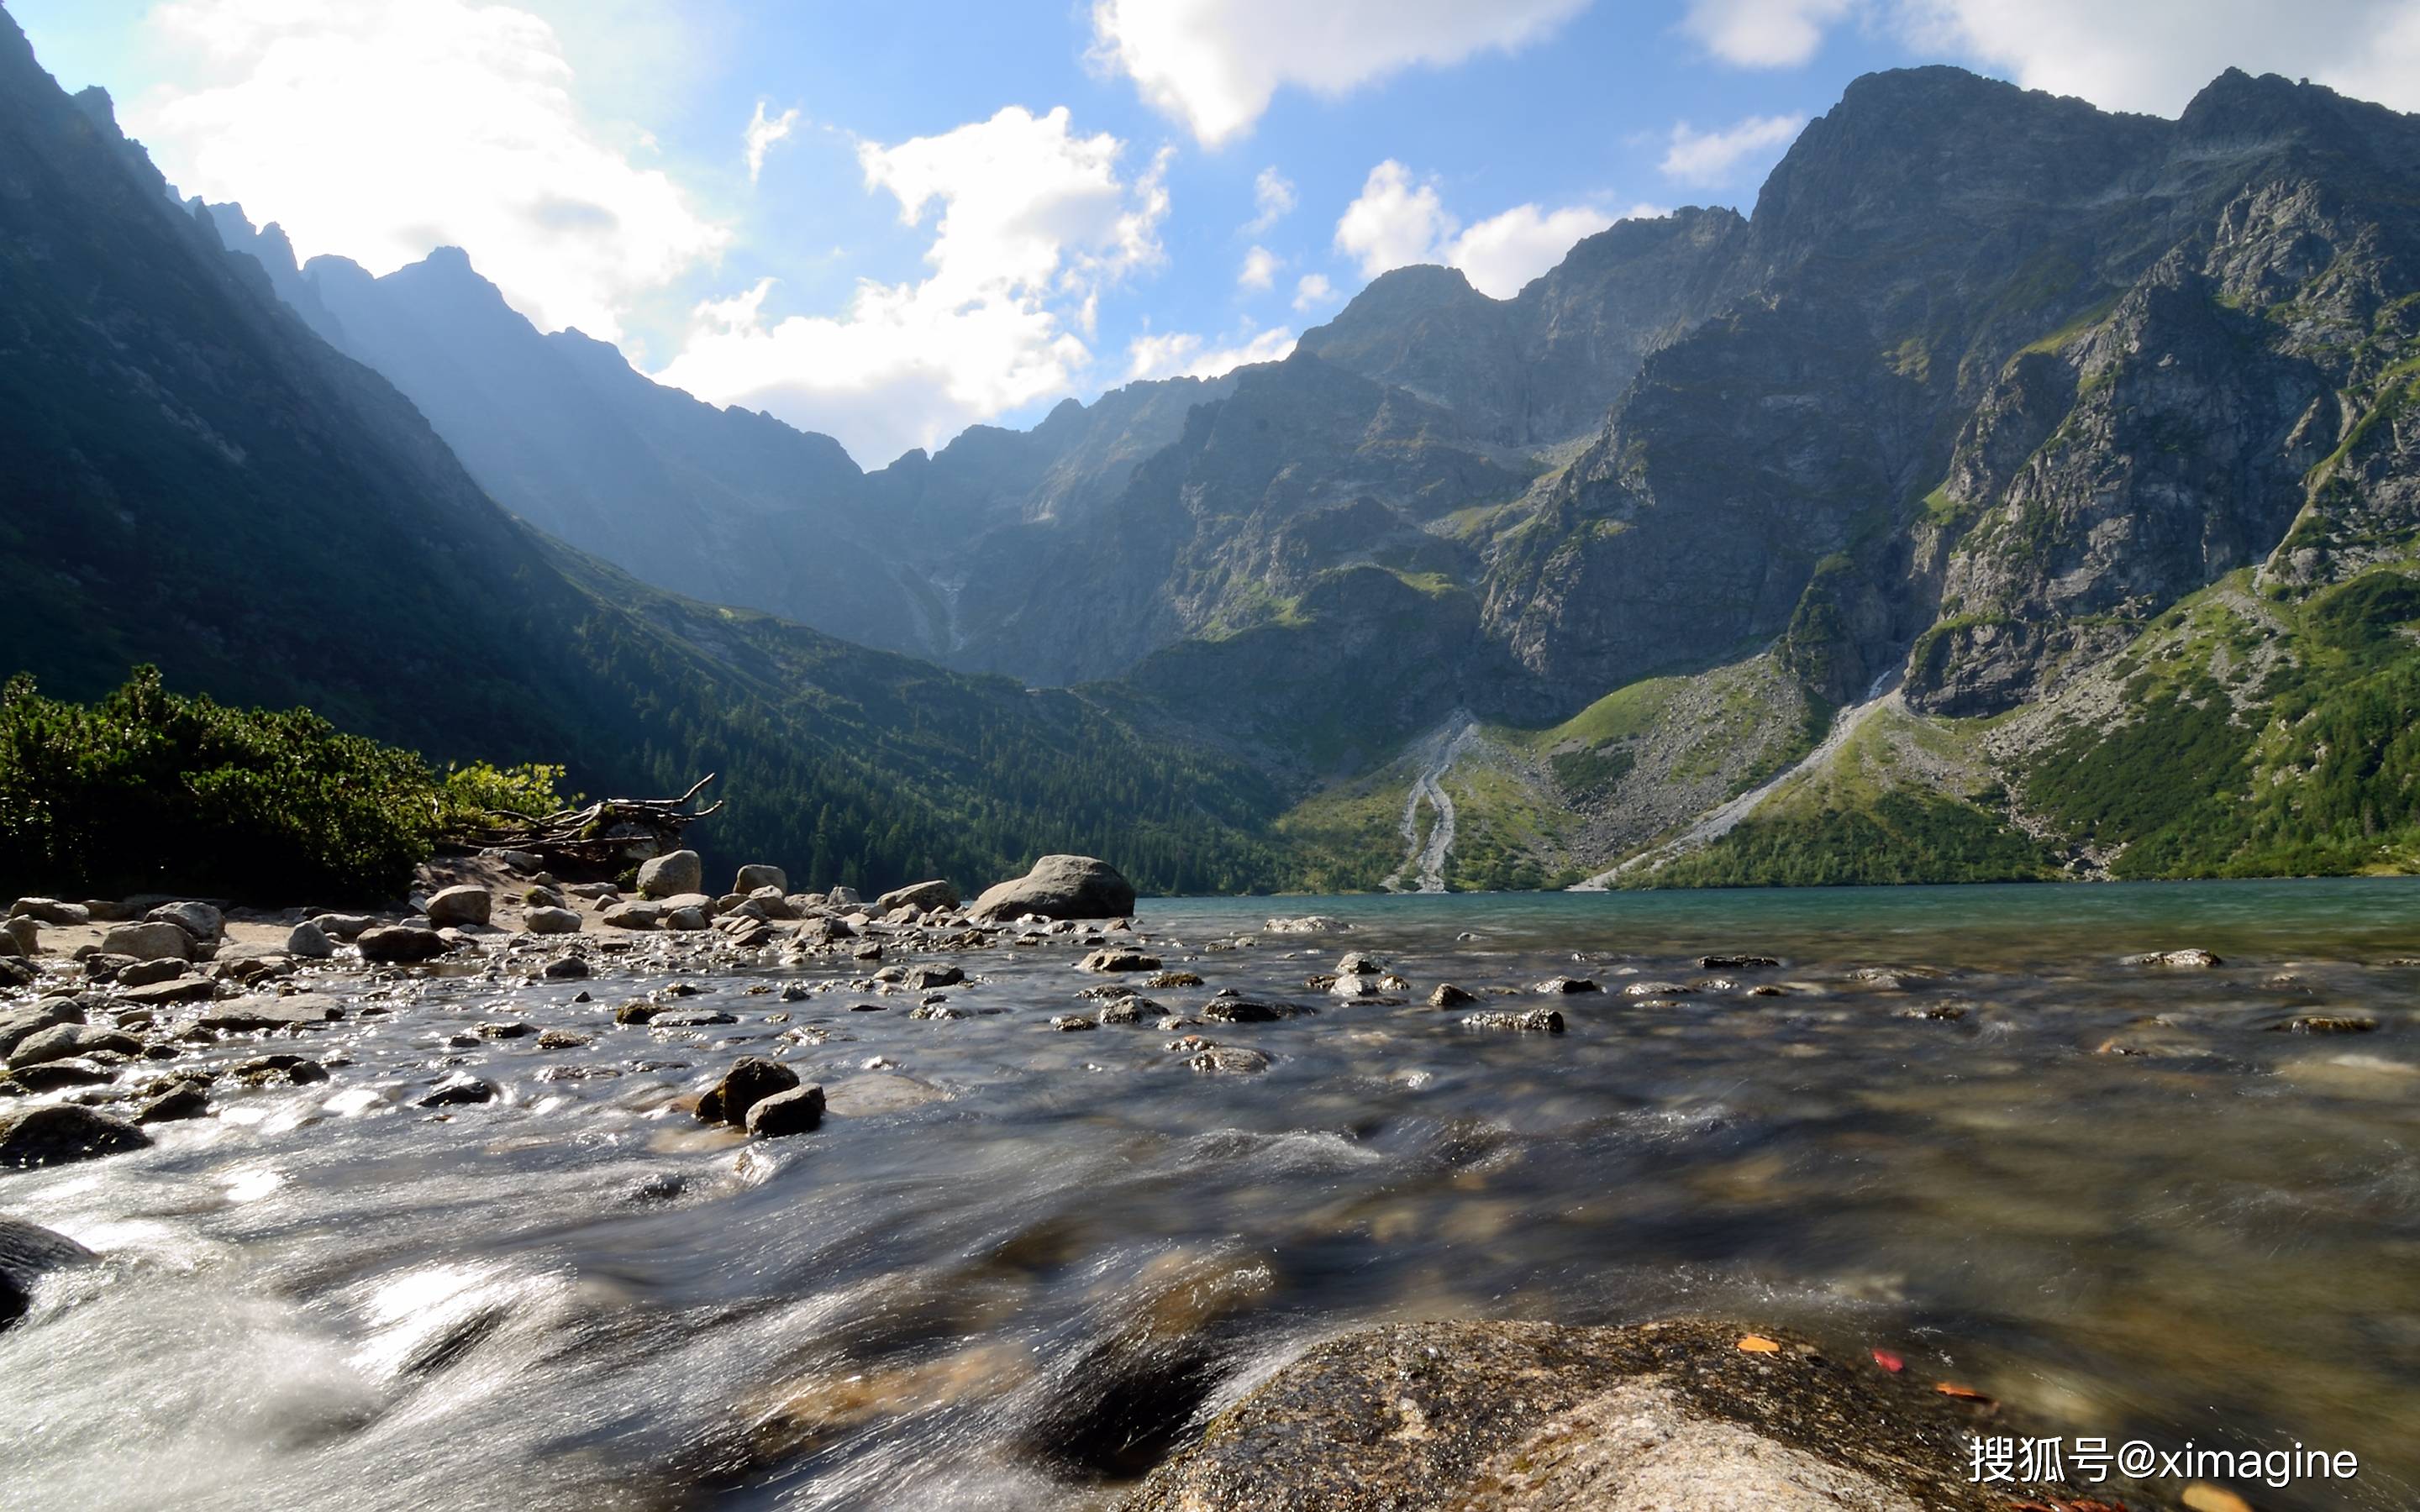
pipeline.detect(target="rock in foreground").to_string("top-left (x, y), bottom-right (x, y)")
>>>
top-left (1122, 1320), bottom-right (2007, 1511)
top-left (0, 1105), bottom-right (151, 1168)
top-left (968, 855), bottom-right (1135, 922)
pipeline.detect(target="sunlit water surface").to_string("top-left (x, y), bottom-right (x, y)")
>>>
top-left (5, 879), bottom-right (2418, 1511)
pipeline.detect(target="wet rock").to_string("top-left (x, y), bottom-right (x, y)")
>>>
top-left (136, 1084), bottom-right (211, 1123)
top-left (1463, 1008), bottom-right (1566, 1033)
top-left (1263, 916), bottom-right (1345, 934)
top-left (1186, 1045), bottom-right (1271, 1074)
top-left (1080, 948), bottom-right (1160, 974)
top-left (1, 917), bottom-right (37, 955)
top-left (1120, 1320), bottom-right (2007, 1511)
top-left (147, 900), bottom-right (223, 944)
top-left (1098, 996), bottom-right (1160, 1026)
top-left (359, 925), bottom-right (447, 963)
top-left (524, 906), bottom-right (583, 936)
top-left (0, 958), bottom-right (32, 990)
top-left (1046, 1014), bottom-right (1097, 1032)
top-left (0, 1217), bottom-right (94, 1329)
top-left (697, 1056), bottom-right (800, 1126)
top-left (654, 1008), bottom-right (738, 1027)
top-left (113, 958), bottom-right (189, 988)
top-left (744, 1084), bottom-right (826, 1137)
top-left (0, 1000), bottom-right (84, 1058)
top-left (1428, 984), bottom-right (1481, 1008)
top-left (1336, 952), bottom-right (1385, 975)
top-left (1700, 954), bottom-right (1781, 970)
top-left (0, 1104), bottom-right (150, 1167)
top-left (1199, 997), bottom-right (1303, 1024)
top-left (638, 849), bottom-right (704, 900)
top-left (877, 879), bottom-right (959, 913)
top-left (909, 1002), bottom-right (969, 1021)
top-left (2124, 948), bottom-right (2222, 968)
top-left (416, 1074), bottom-right (496, 1108)
top-left (613, 1000), bottom-right (663, 1026)
top-left (102, 921), bottom-right (193, 963)
top-left (1535, 976), bottom-right (1602, 995)
top-left (7, 1023), bottom-right (142, 1069)
top-left (541, 955), bottom-right (591, 980)
top-left (968, 855), bottom-right (1136, 922)
top-left (423, 885), bottom-right (491, 927)
top-left (197, 995), bottom-right (343, 1032)
top-left (535, 1029), bottom-right (592, 1049)
top-left (476, 1021), bottom-right (534, 1040)
top-left (11, 1059), bottom-right (116, 1091)
top-left (1623, 981), bottom-right (1691, 997)
top-left (906, 964), bottom-right (965, 990)
top-left (602, 900), bottom-right (662, 931)
top-left (230, 1053), bottom-right (329, 1086)
top-left (734, 864), bottom-right (789, 895)
top-left (12, 898), bottom-right (89, 927)
top-left (1144, 970), bottom-right (1203, 990)
top-left (117, 976), bottom-right (218, 1008)
top-left (2270, 1015), bottom-right (2378, 1034)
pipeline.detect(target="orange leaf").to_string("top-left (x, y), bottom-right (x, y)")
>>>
top-left (1736, 1335), bottom-right (1782, 1353)
top-left (1871, 1349), bottom-right (1904, 1373)
top-left (2181, 1486), bottom-right (2254, 1512)
top-left (1933, 1381), bottom-right (1994, 1403)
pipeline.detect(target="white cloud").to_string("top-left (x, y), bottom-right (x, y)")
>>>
top-left (1686, 0), bottom-right (2420, 116)
top-left (128, 0), bottom-right (727, 342)
top-left (1334, 160), bottom-right (1458, 280)
top-left (1239, 244), bottom-right (1282, 291)
top-left (1449, 203), bottom-right (1616, 297)
top-left (743, 100), bottom-right (800, 184)
top-left (1332, 160), bottom-right (1633, 297)
top-left (1090, 0), bottom-right (1592, 146)
top-left (1659, 113), bottom-right (1806, 185)
top-left (652, 106), bottom-right (1171, 465)
top-left (1894, 0), bottom-right (2420, 115)
top-left (1293, 272), bottom-right (1335, 312)
top-left (1125, 324), bottom-right (1297, 381)
top-left (1246, 165), bottom-right (1297, 231)
top-left (1681, 0), bottom-right (1854, 67)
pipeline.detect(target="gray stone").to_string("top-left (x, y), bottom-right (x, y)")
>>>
top-left (12, 1059), bottom-right (116, 1090)
top-left (416, 1074), bottom-right (496, 1108)
top-left (664, 906), bottom-right (711, 932)
top-left (424, 885), bottom-right (492, 927)
top-left (135, 1084), bottom-right (211, 1124)
top-left (602, 900), bottom-right (662, 931)
top-left (0, 1104), bottom-right (150, 1168)
top-left (147, 900), bottom-right (223, 944)
top-left (905, 964), bottom-right (965, 990)
top-left (1120, 1320), bottom-right (2006, 1511)
top-left (697, 1056), bottom-right (799, 1126)
top-left (10, 898), bottom-right (88, 927)
top-left (284, 921), bottom-right (335, 958)
top-left (524, 906), bottom-right (583, 936)
top-left (1463, 1007), bottom-right (1566, 1033)
top-left (115, 976), bottom-right (218, 1006)
top-left (359, 926), bottom-right (447, 963)
top-left (876, 879), bottom-right (959, 913)
top-left (541, 954), bottom-right (591, 980)
top-left (8, 1023), bottom-right (143, 1069)
top-left (734, 864), bottom-right (789, 895)
top-left (312, 913), bottom-right (375, 941)
top-left (1428, 984), bottom-right (1481, 1008)
top-left (1536, 976), bottom-right (1602, 995)
top-left (967, 855), bottom-right (1135, 923)
top-left (0, 1000), bottom-right (83, 1057)
top-left (102, 921), bottom-right (193, 963)
top-left (1079, 948), bottom-right (1160, 974)
top-left (114, 958), bottom-right (189, 988)
top-left (1, 918), bottom-right (38, 955)
top-left (744, 1083), bottom-right (825, 1137)
top-left (637, 849), bottom-right (703, 900)
top-left (196, 994), bottom-right (344, 1032)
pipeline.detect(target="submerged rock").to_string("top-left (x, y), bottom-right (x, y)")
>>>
top-left (1121, 1320), bottom-right (2007, 1510)
top-left (0, 1104), bottom-right (150, 1167)
top-left (1463, 1008), bottom-right (1565, 1033)
top-left (1535, 976), bottom-right (1602, 995)
top-left (415, 1074), bottom-right (496, 1108)
top-left (0, 1217), bottom-right (93, 1329)
top-left (1428, 984), bottom-right (1481, 1008)
top-left (2124, 948), bottom-right (2222, 968)
top-left (1263, 916), bottom-right (1345, 934)
top-left (1700, 954), bottom-right (1781, 969)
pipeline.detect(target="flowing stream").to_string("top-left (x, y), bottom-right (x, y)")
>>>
top-left (5, 879), bottom-right (2420, 1511)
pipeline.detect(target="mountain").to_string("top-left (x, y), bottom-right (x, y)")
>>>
top-left (0, 8), bottom-right (1285, 898)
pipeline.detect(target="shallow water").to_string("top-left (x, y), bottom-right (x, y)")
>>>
top-left (6, 878), bottom-right (2419, 1511)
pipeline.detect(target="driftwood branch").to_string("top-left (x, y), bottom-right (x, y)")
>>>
top-left (442, 774), bottom-right (722, 873)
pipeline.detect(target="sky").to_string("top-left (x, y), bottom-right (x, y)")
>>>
top-left (14, 0), bottom-right (2420, 467)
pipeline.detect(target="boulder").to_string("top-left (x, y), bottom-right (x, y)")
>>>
top-left (744, 1084), bottom-right (826, 1137)
top-left (541, 955), bottom-right (592, 981)
top-left (968, 856), bottom-right (1136, 923)
top-left (1121, 1320), bottom-right (2008, 1511)
top-left (102, 921), bottom-right (192, 963)
top-left (637, 849), bottom-right (703, 900)
top-left (147, 900), bottom-right (223, 944)
top-left (0, 1104), bottom-right (150, 1168)
top-left (877, 879), bottom-right (960, 913)
top-left (1079, 949), bottom-right (1161, 974)
top-left (2, 917), bottom-right (37, 954)
top-left (734, 864), bottom-right (789, 895)
top-left (1428, 984), bottom-right (1481, 1008)
top-left (113, 958), bottom-right (189, 988)
top-left (664, 906), bottom-right (711, 932)
top-left (424, 885), bottom-right (492, 927)
top-left (115, 977), bottom-right (218, 1006)
top-left (524, 906), bottom-right (583, 936)
top-left (697, 1056), bottom-right (800, 1126)
top-left (196, 995), bottom-right (343, 1032)
top-left (0, 958), bottom-right (33, 990)
top-left (905, 964), bottom-right (965, 990)
top-left (283, 921), bottom-right (335, 958)
top-left (0, 1000), bottom-right (84, 1057)
top-left (0, 1217), bottom-right (94, 1329)
top-left (312, 913), bottom-right (375, 942)
top-left (826, 885), bottom-right (862, 907)
top-left (415, 1074), bottom-right (497, 1108)
top-left (135, 1084), bottom-right (211, 1124)
top-left (359, 925), bottom-right (447, 963)
top-left (7, 1023), bottom-right (143, 1069)
top-left (10, 898), bottom-right (88, 927)
top-left (602, 900), bottom-right (662, 931)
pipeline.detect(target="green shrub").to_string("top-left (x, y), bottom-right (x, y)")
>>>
top-left (0, 666), bottom-right (445, 902)
top-left (439, 760), bottom-right (582, 828)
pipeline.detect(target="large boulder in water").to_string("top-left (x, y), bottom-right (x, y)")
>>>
top-left (968, 856), bottom-right (1134, 922)
top-left (0, 1105), bottom-right (150, 1168)
top-left (1121, 1319), bottom-right (2017, 1511)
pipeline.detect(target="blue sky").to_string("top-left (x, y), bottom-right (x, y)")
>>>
top-left (13, 0), bottom-right (2419, 465)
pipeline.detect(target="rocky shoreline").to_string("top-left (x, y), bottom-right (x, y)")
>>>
top-left (0, 853), bottom-right (2287, 1509)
